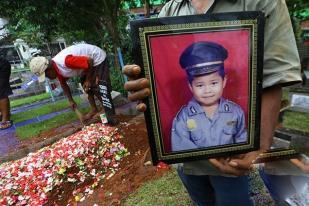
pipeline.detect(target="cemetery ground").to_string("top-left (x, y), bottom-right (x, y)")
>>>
top-left (0, 113), bottom-right (273, 206)
top-left (0, 93), bottom-right (194, 205)
top-left (0, 94), bottom-right (195, 205)
top-left (0, 87), bottom-right (308, 205)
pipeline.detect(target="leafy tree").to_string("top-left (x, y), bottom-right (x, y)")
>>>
top-left (0, 1), bottom-right (133, 48)
top-left (286, 0), bottom-right (309, 40)
top-left (286, 0), bottom-right (309, 17)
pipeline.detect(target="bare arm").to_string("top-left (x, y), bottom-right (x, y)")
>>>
top-left (259, 85), bottom-right (282, 150)
top-left (60, 80), bottom-right (76, 109)
top-left (83, 58), bottom-right (97, 91)
top-left (85, 58), bottom-right (95, 83)
top-left (290, 158), bottom-right (309, 173)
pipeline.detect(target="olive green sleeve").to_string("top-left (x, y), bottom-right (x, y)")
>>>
top-left (261, 0), bottom-right (302, 88)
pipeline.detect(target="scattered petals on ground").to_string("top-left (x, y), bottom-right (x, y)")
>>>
top-left (0, 123), bottom-right (129, 205)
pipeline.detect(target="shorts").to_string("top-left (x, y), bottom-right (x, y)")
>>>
top-left (0, 58), bottom-right (12, 99)
top-left (80, 73), bottom-right (99, 95)
top-left (80, 60), bottom-right (109, 95)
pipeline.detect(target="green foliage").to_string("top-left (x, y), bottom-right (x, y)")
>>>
top-left (123, 0), bottom-right (166, 9)
top-left (0, 0), bottom-right (136, 82)
top-left (6, 19), bottom-right (44, 45)
top-left (0, 0), bottom-right (134, 48)
top-left (286, 0), bottom-right (309, 15)
top-left (0, 1), bottom-right (64, 42)
top-left (123, 170), bottom-right (191, 206)
top-left (10, 93), bottom-right (50, 108)
top-left (285, 0), bottom-right (309, 40)
top-left (294, 8), bottom-right (309, 20)
top-left (110, 67), bottom-right (127, 96)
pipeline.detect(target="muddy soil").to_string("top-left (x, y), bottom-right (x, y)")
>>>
top-left (13, 114), bottom-right (169, 205)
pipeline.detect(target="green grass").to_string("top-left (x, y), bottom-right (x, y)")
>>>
top-left (10, 93), bottom-right (51, 108)
top-left (16, 107), bottom-right (89, 140)
top-left (122, 169), bottom-right (274, 206)
top-left (280, 88), bottom-right (309, 132)
top-left (123, 170), bottom-right (191, 206)
top-left (12, 95), bottom-right (88, 140)
top-left (282, 87), bottom-right (290, 101)
top-left (283, 111), bottom-right (309, 132)
top-left (11, 96), bottom-right (84, 123)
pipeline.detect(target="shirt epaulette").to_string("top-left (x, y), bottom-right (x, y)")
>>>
top-left (176, 105), bottom-right (186, 120)
top-left (226, 99), bottom-right (237, 106)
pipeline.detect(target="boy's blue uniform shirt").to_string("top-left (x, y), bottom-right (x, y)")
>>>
top-left (171, 97), bottom-right (247, 151)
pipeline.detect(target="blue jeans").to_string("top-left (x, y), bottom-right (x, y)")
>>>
top-left (177, 167), bottom-right (253, 206)
top-left (259, 169), bottom-right (309, 204)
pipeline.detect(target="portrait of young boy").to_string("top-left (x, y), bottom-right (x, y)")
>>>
top-left (171, 41), bottom-right (247, 152)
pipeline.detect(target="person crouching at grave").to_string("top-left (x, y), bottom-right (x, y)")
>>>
top-left (29, 43), bottom-right (117, 125)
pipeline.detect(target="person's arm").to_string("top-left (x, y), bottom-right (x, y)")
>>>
top-left (259, 85), bottom-right (282, 150)
top-left (64, 55), bottom-right (96, 91)
top-left (209, 0), bottom-right (302, 175)
top-left (59, 80), bottom-right (77, 110)
top-left (82, 58), bottom-right (96, 92)
top-left (290, 157), bottom-right (309, 173)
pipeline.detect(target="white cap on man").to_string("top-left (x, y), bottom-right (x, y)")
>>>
top-left (29, 56), bottom-right (49, 82)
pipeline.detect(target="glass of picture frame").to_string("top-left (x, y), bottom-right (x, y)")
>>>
top-left (130, 11), bottom-right (265, 164)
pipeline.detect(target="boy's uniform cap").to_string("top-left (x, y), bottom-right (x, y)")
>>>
top-left (179, 41), bottom-right (228, 76)
top-left (29, 56), bottom-right (49, 82)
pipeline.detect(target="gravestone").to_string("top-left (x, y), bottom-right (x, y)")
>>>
top-left (275, 128), bottom-right (309, 155)
top-left (290, 93), bottom-right (309, 113)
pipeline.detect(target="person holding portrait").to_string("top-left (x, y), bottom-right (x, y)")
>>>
top-left (123, 0), bottom-right (303, 205)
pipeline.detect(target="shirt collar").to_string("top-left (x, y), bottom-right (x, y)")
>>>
top-left (187, 97), bottom-right (230, 116)
top-left (218, 97), bottom-right (231, 113)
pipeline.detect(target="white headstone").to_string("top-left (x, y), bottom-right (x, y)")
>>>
top-left (291, 93), bottom-right (309, 112)
top-left (0, 18), bottom-right (8, 39)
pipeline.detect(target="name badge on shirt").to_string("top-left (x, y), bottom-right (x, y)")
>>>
top-left (187, 119), bottom-right (197, 131)
top-left (226, 120), bottom-right (236, 126)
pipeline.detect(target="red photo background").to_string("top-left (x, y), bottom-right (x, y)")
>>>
top-left (149, 29), bottom-right (250, 153)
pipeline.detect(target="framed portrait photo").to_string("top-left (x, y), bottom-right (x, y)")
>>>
top-left (130, 11), bottom-right (265, 164)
